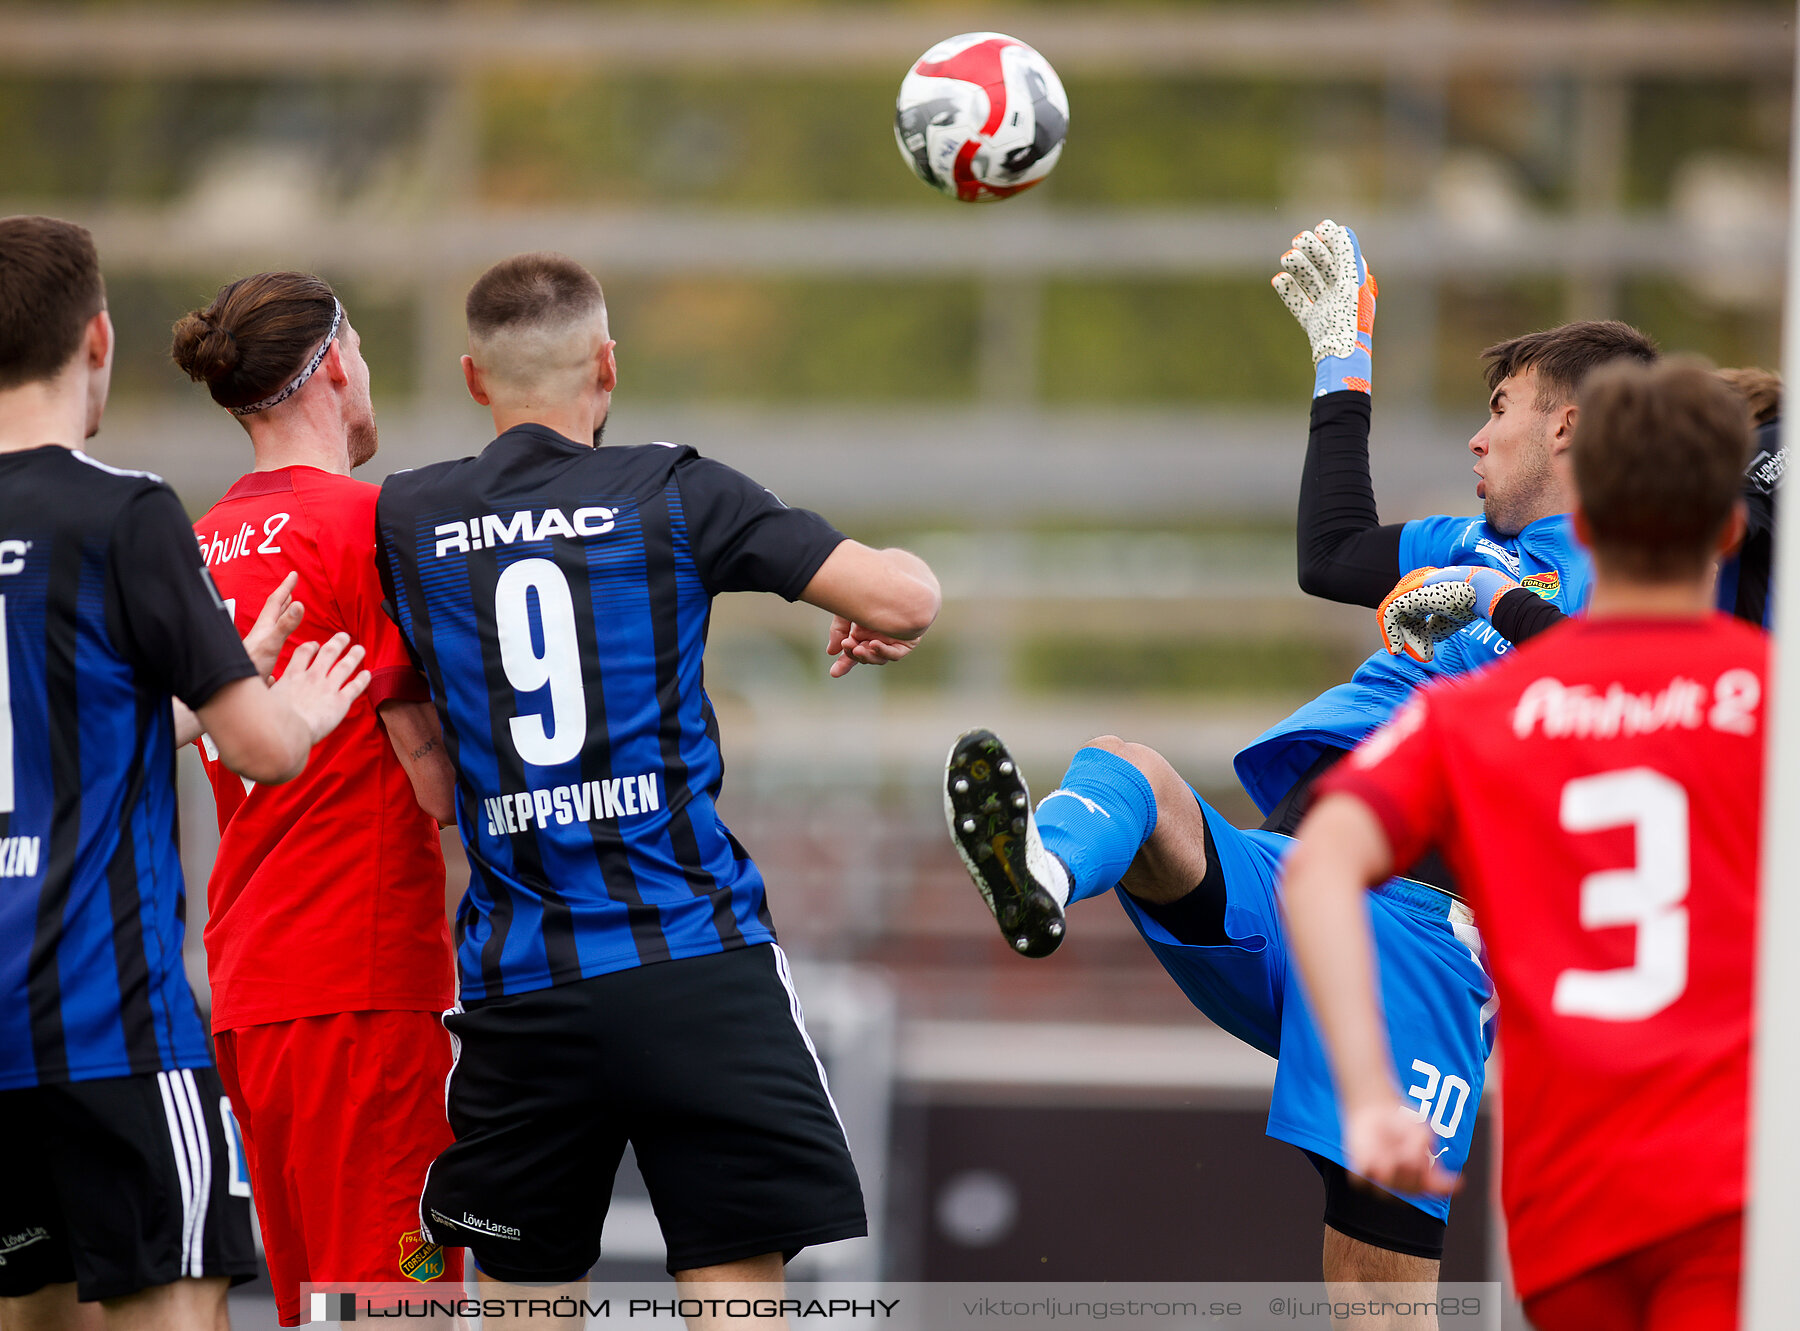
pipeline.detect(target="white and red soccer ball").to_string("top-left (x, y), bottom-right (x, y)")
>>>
top-left (894, 32), bottom-right (1070, 203)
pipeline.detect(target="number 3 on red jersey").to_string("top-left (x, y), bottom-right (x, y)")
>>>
top-left (1553, 767), bottom-right (1689, 1022)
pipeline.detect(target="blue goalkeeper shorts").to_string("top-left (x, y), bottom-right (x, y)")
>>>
top-left (1114, 790), bottom-right (1496, 1222)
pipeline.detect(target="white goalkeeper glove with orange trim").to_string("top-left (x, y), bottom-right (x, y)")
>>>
top-left (1379, 565), bottom-right (1520, 663)
top-left (1272, 218), bottom-right (1378, 398)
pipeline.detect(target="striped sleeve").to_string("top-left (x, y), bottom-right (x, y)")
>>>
top-left (675, 456), bottom-right (846, 600)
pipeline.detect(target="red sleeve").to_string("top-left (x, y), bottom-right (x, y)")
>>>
top-left (1315, 692), bottom-right (1453, 872)
top-left (312, 476), bottom-right (431, 709)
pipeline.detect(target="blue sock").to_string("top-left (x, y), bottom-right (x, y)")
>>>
top-left (1035, 746), bottom-right (1160, 904)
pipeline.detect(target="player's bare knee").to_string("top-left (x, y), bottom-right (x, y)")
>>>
top-left (2, 1285), bottom-right (102, 1331)
top-left (1085, 735), bottom-right (1184, 800)
top-left (1146, 758), bottom-right (1197, 821)
top-left (1323, 1226), bottom-right (1439, 1286)
top-left (1130, 752), bottom-right (1205, 841)
top-left (674, 1252), bottom-right (784, 1284)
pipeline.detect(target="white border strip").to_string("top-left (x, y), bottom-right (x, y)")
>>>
top-left (1742, 8), bottom-right (1800, 1324)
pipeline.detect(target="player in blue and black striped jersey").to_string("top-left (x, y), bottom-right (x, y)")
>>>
top-left (376, 252), bottom-right (940, 1293)
top-left (0, 217), bottom-right (375, 1330)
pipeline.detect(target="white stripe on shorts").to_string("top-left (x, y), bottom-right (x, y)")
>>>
top-left (771, 944), bottom-right (848, 1139)
top-left (440, 1002), bottom-right (463, 1117)
top-left (1448, 912), bottom-right (1500, 1029)
top-left (157, 1072), bottom-right (198, 1276)
top-left (420, 1003), bottom-right (464, 1245)
top-left (180, 1070), bottom-right (213, 1276)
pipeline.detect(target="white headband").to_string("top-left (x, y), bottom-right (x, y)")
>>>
top-left (229, 300), bottom-right (344, 416)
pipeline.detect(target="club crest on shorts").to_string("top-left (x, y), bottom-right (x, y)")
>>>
top-left (398, 1230), bottom-right (445, 1282)
top-left (1521, 571), bottom-right (1560, 600)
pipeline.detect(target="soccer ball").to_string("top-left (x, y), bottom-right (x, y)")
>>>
top-left (894, 32), bottom-right (1069, 203)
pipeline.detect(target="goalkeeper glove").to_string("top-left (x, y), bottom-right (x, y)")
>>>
top-left (1272, 219), bottom-right (1377, 398)
top-left (1379, 565), bottom-right (1520, 663)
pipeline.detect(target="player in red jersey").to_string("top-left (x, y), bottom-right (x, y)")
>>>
top-left (171, 273), bottom-right (462, 1325)
top-left (1282, 358), bottom-right (1761, 1331)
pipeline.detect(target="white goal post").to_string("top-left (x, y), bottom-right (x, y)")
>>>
top-left (1743, 8), bottom-right (1800, 1326)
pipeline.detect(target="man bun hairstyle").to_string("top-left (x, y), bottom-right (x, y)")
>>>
top-left (1573, 357), bottom-right (1752, 582)
top-left (1482, 320), bottom-right (1660, 412)
top-left (171, 271), bottom-right (338, 411)
top-left (0, 215), bottom-right (105, 391)
top-left (465, 252), bottom-right (604, 337)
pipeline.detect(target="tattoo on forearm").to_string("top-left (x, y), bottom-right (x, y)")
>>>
top-left (409, 737), bottom-right (439, 762)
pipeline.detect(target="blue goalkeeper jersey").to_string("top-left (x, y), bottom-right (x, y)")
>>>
top-left (377, 426), bottom-right (846, 1001)
top-left (1234, 511), bottom-right (1592, 814)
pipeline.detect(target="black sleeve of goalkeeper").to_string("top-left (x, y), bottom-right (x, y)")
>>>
top-left (1490, 587), bottom-right (1568, 645)
top-left (1295, 390), bottom-right (1406, 608)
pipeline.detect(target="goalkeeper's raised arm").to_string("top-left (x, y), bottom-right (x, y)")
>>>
top-left (1273, 219), bottom-right (1408, 609)
top-left (1276, 229), bottom-right (1674, 633)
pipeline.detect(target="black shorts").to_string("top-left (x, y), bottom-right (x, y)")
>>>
top-left (1307, 1152), bottom-right (1447, 1262)
top-left (0, 1066), bottom-right (258, 1301)
top-left (421, 943), bottom-right (867, 1281)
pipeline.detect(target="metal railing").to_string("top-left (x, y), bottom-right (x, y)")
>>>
top-left (2, 6), bottom-right (1787, 76)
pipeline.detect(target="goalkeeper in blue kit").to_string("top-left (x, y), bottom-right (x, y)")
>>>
top-left (1379, 368), bottom-right (1784, 659)
top-left (945, 219), bottom-right (1660, 1289)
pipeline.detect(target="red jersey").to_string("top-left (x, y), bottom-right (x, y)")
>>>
top-left (1320, 613), bottom-right (1765, 1301)
top-left (194, 467), bottom-right (454, 1032)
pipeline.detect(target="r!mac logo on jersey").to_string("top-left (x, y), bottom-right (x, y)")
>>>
top-left (1521, 571), bottom-right (1560, 600)
top-left (434, 506), bottom-right (616, 558)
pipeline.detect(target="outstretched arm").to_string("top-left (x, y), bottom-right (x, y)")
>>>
top-left (799, 542), bottom-right (941, 677)
top-left (674, 455), bottom-right (940, 676)
top-left (1274, 219), bottom-right (1407, 608)
top-left (1296, 392), bottom-right (1406, 606)
top-left (174, 572), bottom-right (306, 747)
top-left (196, 633), bottom-right (371, 785)
top-left (107, 489), bottom-right (357, 778)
